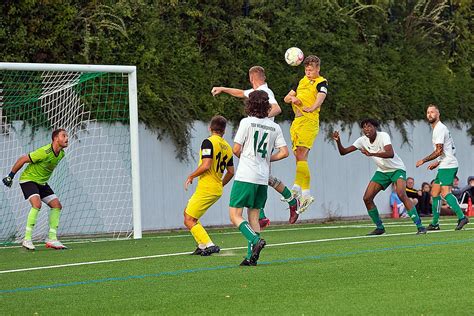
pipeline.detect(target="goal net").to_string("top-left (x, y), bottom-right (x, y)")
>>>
top-left (0, 63), bottom-right (142, 244)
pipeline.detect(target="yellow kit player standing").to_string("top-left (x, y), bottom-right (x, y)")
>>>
top-left (284, 55), bottom-right (328, 212)
top-left (183, 115), bottom-right (234, 256)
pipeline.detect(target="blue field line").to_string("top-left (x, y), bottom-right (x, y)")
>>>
top-left (1, 237), bottom-right (473, 295)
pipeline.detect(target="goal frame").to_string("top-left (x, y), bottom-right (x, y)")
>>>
top-left (0, 62), bottom-right (142, 239)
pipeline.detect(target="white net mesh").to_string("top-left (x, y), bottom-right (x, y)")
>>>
top-left (0, 68), bottom-right (134, 244)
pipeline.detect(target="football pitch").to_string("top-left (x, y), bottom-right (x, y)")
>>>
top-left (1, 218), bottom-right (473, 315)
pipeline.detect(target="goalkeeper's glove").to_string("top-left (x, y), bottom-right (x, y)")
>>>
top-left (2, 172), bottom-right (15, 188)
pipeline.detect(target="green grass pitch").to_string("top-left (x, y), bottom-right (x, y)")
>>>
top-left (0, 218), bottom-right (473, 315)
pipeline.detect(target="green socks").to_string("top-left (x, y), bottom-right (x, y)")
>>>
top-left (407, 208), bottom-right (423, 228)
top-left (48, 208), bottom-right (61, 240)
top-left (444, 193), bottom-right (465, 220)
top-left (238, 221), bottom-right (259, 245)
top-left (246, 232), bottom-right (260, 260)
top-left (282, 187), bottom-right (297, 207)
top-left (431, 196), bottom-right (441, 225)
top-left (25, 207), bottom-right (40, 240)
top-left (368, 208), bottom-right (384, 229)
top-left (259, 209), bottom-right (266, 220)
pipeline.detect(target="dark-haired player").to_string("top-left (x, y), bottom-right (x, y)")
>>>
top-left (184, 115), bottom-right (234, 256)
top-left (332, 119), bottom-right (426, 235)
top-left (2, 129), bottom-right (69, 250)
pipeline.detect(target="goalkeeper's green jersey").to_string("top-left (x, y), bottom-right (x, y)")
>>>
top-left (19, 144), bottom-right (65, 185)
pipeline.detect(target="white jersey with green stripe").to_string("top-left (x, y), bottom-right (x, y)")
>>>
top-left (19, 144), bottom-right (65, 185)
top-left (353, 132), bottom-right (405, 173)
top-left (432, 121), bottom-right (458, 169)
top-left (234, 116), bottom-right (286, 185)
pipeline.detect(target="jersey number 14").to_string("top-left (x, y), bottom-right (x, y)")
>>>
top-left (253, 131), bottom-right (268, 158)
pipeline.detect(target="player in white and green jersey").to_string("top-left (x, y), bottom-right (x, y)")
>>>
top-left (212, 66), bottom-right (300, 228)
top-left (2, 129), bottom-right (69, 250)
top-left (416, 104), bottom-right (469, 230)
top-left (333, 119), bottom-right (426, 235)
top-left (229, 90), bottom-right (289, 266)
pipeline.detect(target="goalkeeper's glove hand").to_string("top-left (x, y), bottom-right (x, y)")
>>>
top-left (2, 172), bottom-right (15, 187)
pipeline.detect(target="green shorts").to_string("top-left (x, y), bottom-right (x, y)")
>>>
top-left (434, 168), bottom-right (458, 186)
top-left (371, 170), bottom-right (406, 190)
top-left (229, 180), bottom-right (268, 209)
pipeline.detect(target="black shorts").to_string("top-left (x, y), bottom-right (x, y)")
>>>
top-left (19, 181), bottom-right (57, 203)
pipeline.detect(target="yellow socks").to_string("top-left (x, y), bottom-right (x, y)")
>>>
top-left (297, 161), bottom-right (310, 190)
top-left (190, 222), bottom-right (212, 246)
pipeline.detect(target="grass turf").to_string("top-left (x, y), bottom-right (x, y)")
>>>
top-left (0, 218), bottom-right (472, 315)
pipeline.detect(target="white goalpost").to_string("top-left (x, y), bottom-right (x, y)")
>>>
top-left (0, 62), bottom-right (142, 243)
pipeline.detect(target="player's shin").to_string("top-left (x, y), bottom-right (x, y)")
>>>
top-left (190, 223), bottom-right (213, 246)
top-left (238, 221), bottom-right (259, 245)
top-left (25, 207), bottom-right (40, 240)
top-left (431, 196), bottom-right (441, 225)
top-left (407, 208), bottom-right (423, 228)
top-left (444, 193), bottom-right (466, 220)
top-left (368, 208), bottom-right (384, 229)
top-left (48, 208), bottom-right (61, 240)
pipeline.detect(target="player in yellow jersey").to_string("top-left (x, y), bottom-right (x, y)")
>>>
top-left (284, 55), bottom-right (328, 213)
top-left (183, 115), bottom-right (234, 256)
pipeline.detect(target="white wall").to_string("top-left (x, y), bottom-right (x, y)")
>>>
top-left (139, 121), bottom-right (474, 230)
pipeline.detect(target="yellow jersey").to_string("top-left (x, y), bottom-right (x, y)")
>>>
top-left (292, 75), bottom-right (328, 122)
top-left (196, 134), bottom-right (233, 194)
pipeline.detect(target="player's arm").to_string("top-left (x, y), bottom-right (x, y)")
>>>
top-left (268, 102), bottom-right (282, 118)
top-left (360, 144), bottom-right (394, 159)
top-left (222, 158), bottom-right (235, 187)
top-left (270, 145), bottom-right (289, 162)
top-left (232, 143), bottom-right (242, 158)
top-left (2, 155), bottom-right (31, 187)
top-left (211, 87), bottom-right (245, 98)
top-left (283, 90), bottom-right (302, 105)
top-left (416, 144), bottom-right (443, 168)
top-left (184, 139), bottom-right (214, 190)
top-left (303, 81), bottom-right (328, 113)
top-left (332, 131), bottom-right (358, 156)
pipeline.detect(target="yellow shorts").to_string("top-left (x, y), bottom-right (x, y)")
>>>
top-left (290, 116), bottom-right (319, 151)
top-left (185, 190), bottom-right (221, 219)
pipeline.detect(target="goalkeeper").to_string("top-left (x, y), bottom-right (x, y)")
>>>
top-left (2, 129), bottom-right (69, 250)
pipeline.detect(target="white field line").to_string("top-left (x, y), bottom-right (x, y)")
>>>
top-left (0, 219), bottom-right (461, 250)
top-left (0, 228), bottom-right (471, 275)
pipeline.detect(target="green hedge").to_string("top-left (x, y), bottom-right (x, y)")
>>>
top-left (1, 1), bottom-right (472, 159)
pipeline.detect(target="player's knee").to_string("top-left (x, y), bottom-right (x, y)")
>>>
top-left (363, 195), bottom-right (373, 205)
top-left (268, 176), bottom-right (282, 189)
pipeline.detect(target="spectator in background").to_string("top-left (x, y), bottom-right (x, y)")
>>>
top-left (390, 183), bottom-right (408, 218)
top-left (417, 182), bottom-right (432, 216)
top-left (452, 176), bottom-right (462, 201)
top-left (406, 177), bottom-right (419, 206)
top-left (458, 176), bottom-right (474, 204)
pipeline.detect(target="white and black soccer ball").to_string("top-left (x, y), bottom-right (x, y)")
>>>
top-left (285, 47), bottom-right (304, 66)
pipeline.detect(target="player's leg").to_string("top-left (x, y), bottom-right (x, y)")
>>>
top-left (40, 184), bottom-right (67, 249)
top-left (19, 182), bottom-right (42, 250)
top-left (395, 177), bottom-right (426, 234)
top-left (363, 180), bottom-right (385, 235)
top-left (429, 177), bottom-right (442, 229)
top-left (437, 168), bottom-right (469, 230)
top-left (247, 184), bottom-right (268, 264)
top-left (184, 191), bottom-right (221, 255)
top-left (269, 175), bottom-right (300, 223)
top-left (290, 119), bottom-right (302, 196)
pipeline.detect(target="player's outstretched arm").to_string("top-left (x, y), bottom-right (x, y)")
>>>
top-left (222, 165), bottom-right (235, 187)
top-left (361, 144), bottom-right (394, 159)
top-left (268, 103), bottom-right (282, 118)
top-left (332, 131), bottom-right (357, 156)
top-left (184, 158), bottom-right (212, 191)
top-left (2, 155), bottom-right (31, 187)
top-left (302, 92), bottom-right (327, 113)
top-left (211, 87), bottom-right (245, 98)
top-left (270, 146), bottom-right (289, 162)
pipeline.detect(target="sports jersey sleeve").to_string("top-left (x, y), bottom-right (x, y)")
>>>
top-left (274, 126), bottom-right (287, 148)
top-left (28, 147), bottom-right (47, 163)
top-left (432, 125), bottom-right (445, 145)
top-left (352, 136), bottom-right (364, 149)
top-left (316, 81), bottom-right (328, 94)
top-left (380, 132), bottom-right (392, 146)
top-left (243, 88), bottom-right (253, 98)
top-left (234, 119), bottom-right (249, 145)
top-left (200, 139), bottom-right (213, 159)
top-left (266, 89), bottom-right (278, 105)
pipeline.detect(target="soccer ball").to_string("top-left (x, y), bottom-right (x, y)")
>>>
top-left (285, 47), bottom-right (304, 66)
